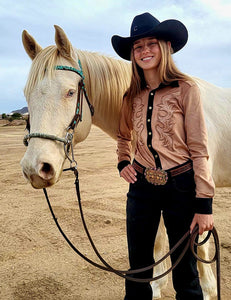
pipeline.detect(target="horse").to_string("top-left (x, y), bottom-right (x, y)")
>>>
top-left (20, 25), bottom-right (231, 299)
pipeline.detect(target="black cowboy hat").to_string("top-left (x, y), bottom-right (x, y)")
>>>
top-left (111, 12), bottom-right (188, 60)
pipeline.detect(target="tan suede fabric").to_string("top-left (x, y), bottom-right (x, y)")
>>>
top-left (117, 80), bottom-right (215, 199)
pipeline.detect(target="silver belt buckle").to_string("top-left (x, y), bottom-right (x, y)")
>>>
top-left (144, 168), bottom-right (168, 185)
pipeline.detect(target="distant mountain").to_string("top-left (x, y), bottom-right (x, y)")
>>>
top-left (11, 107), bottom-right (28, 114)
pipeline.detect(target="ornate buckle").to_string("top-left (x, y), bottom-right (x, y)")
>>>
top-left (144, 168), bottom-right (168, 185)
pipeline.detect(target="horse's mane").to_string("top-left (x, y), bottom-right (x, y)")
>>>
top-left (77, 50), bottom-right (131, 116)
top-left (24, 45), bottom-right (132, 118)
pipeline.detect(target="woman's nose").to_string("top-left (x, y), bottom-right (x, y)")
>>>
top-left (142, 45), bottom-right (150, 53)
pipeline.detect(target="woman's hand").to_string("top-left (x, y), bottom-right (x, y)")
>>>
top-left (190, 213), bottom-right (214, 235)
top-left (120, 164), bottom-right (137, 183)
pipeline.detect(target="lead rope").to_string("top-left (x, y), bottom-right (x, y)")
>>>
top-left (43, 172), bottom-right (191, 282)
top-left (43, 167), bottom-right (221, 298)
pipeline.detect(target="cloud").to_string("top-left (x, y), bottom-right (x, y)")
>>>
top-left (199, 0), bottom-right (231, 19)
top-left (0, 0), bottom-right (230, 113)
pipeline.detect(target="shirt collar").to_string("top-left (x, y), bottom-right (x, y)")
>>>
top-left (146, 80), bottom-right (179, 91)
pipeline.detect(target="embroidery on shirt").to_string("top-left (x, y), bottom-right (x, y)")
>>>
top-left (156, 93), bottom-right (180, 151)
top-left (132, 97), bottom-right (145, 146)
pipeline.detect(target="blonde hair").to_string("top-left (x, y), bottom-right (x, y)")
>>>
top-left (125, 39), bottom-right (193, 102)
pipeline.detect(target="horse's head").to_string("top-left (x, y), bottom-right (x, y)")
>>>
top-left (20, 26), bottom-right (93, 189)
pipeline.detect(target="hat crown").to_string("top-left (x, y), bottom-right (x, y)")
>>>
top-left (130, 12), bottom-right (160, 37)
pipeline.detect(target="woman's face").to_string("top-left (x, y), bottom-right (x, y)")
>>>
top-left (133, 37), bottom-right (161, 72)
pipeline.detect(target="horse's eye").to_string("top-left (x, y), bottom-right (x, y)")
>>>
top-left (67, 89), bottom-right (75, 97)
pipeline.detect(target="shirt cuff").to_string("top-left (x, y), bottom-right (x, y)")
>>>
top-left (194, 198), bottom-right (213, 214)
top-left (117, 160), bottom-right (131, 173)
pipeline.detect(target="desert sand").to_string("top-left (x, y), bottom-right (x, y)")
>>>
top-left (0, 123), bottom-right (230, 299)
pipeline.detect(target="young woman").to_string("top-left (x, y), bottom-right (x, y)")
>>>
top-left (111, 12), bottom-right (215, 300)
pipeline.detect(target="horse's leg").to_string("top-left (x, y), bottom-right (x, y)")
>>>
top-left (151, 216), bottom-right (168, 299)
top-left (197, 235), bottom-right (217, 300)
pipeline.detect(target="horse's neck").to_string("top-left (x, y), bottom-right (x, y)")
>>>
top-left (78, 50), bottom-right (131, 140)
top-left (93, 117), bottom-right (117, 140)
top-left (92, 98), bottom-right (121, 140)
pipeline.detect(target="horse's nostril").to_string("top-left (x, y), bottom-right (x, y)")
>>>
top-left (42, 163), bottom-right (52, 173)
top-left (38, 162), bottom-right (55, 180)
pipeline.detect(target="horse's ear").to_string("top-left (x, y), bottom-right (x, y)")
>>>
top-left (54, 25), bottom-right (75, 59)
top-left (22, 30), bottom-right (43, 60)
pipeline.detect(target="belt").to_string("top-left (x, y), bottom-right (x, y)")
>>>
top-left (132, 160), bottom-right (193, 185)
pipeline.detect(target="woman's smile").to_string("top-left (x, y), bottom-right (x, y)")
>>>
top-left (141, 56), bottom-right (154, 61)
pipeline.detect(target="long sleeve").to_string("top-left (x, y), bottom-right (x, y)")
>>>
top-left (183, 83), bottom-right (215, 213)
top-left (117, 96), bottom-right (133, 168)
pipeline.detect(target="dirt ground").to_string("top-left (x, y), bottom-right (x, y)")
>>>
top-left (0, 123), bottom-right (230, 299)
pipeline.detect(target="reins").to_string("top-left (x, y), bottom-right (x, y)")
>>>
top-left (42, 166), bottom-right (221, 299)
top-left (23, 59), bottom-right (221, 299)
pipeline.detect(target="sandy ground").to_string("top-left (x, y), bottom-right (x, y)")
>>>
top-left (0, 123), bottom-right (230, 299)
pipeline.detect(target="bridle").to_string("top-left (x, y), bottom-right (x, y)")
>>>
top-left (23, 59), bottom-right (94, 168)
top-left (23, 60), bottom-right (221, 299)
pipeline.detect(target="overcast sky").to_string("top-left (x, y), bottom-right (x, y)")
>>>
top-left (0, 0), bottom-right (231, 113)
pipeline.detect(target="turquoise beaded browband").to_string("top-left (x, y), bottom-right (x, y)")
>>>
top-left (55, 59), bottom-right (84, 79)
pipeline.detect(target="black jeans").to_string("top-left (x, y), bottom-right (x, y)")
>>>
top-left (124, 168), bottom-right (203, 300)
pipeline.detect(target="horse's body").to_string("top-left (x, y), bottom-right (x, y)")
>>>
top-left (21, 26), bottom-right (231, 299)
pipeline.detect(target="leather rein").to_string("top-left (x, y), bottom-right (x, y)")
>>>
top-left (23, 61), bottom-right (221, 299)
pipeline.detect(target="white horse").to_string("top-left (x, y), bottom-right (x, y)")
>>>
top-left (20, 25), bottom-right (231, 299)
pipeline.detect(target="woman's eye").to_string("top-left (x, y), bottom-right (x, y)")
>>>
top-left (67, 90), bottom-right (75, 97)
top-left (133, 44), bottom-right (141, 49)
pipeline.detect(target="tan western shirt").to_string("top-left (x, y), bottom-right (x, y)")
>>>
top-left (117, 80), bottom-right (215, 210)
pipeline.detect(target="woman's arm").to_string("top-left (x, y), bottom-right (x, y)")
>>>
top-left (183, 82), bottom-right (215, 234)
top-left (117, 96), bottom-right (135, 182)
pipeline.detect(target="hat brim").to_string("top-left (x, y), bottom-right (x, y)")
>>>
top-left (111, 19), bottom-right (188, 60)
